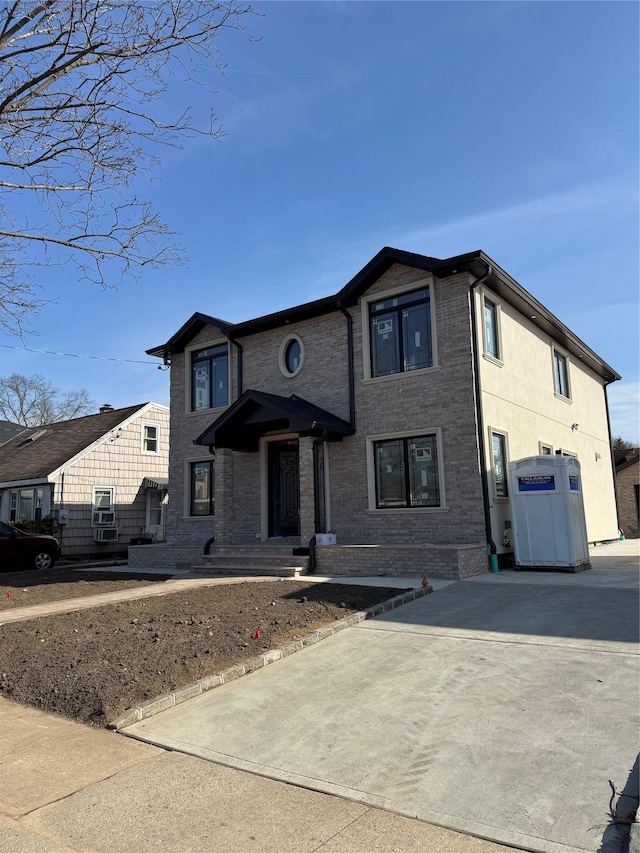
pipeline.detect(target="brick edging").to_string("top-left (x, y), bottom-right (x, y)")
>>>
top-left (108, 584), bottom-right (433, 730)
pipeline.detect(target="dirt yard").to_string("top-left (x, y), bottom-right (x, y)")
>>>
top-left (0, 569), bottom-right (171, 610)
top-left (0, 576), bottom-right (406, 727)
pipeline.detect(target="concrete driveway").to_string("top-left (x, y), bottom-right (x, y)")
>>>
top-left (126, 542), bottom-right (640, 853)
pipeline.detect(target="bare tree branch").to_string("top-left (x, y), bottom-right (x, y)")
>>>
top-left (0, 372), bottom-right (94, 425)
top-left (0, 0), bottom-right (256, 335)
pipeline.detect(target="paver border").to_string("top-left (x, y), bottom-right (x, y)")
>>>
top-left (108, 585), bottom-right (432, 730)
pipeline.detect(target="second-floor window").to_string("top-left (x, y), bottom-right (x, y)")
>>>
top-left (553, 350), bottom-right (570, 399)
top-left (369, 287), bottom-right (433, 378)
top-left (192, 344), bottom-right (228, 411)
top-left (142, 423), bottom-right (159, 453)
top-left (484, 298), bottom-right (500, 359)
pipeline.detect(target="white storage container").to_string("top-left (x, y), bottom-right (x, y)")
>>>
top-left (508, 455), bottom-right (590, 570)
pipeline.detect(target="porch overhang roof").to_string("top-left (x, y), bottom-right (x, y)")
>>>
top-left (194, 390), bottom-right (354, 452)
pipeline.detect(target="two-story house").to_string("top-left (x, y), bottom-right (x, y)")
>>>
top-left (132, 247), bottom-right (620, 578)
top-left (0, 402), bottom-right (170, 558)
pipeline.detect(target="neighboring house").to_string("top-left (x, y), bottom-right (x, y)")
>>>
top-left (0, 403), bottom-right (169, 557)
top-left (0, 419), bottom-right (24, 445)
top-left (614, 447), bottom-right (639, 539)
top-left (134, 247), bottom-right (620, 579)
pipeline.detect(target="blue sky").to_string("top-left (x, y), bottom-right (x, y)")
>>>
top-left (1, 1), bottom-right (638, 440)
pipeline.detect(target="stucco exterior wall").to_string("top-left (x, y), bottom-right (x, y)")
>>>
top-left (51, 404), bottom-right (169, 556)
top-left (476, 288), bottom-right (619, 546)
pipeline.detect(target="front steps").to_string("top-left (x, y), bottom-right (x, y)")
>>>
top-left (190, 545), bottom-right (310, 578)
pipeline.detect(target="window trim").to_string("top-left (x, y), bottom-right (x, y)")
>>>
top-left (8, 486), bottom-right (45, 523)
top-left (186, 338), bottom-right (230, 414)
top-left (186, 459), bottom-right (215, 518)
top-left (278, 334), bottom-right (305, 378)
top-left (366, 428), bottom-right (446, 512)
top-left (92, 485), bottom-right (115, 514)
top-left (141, 421), bottom-right (160, 455)
top-left (539, 442), bottom-right (554, 456)
top-left (489, 428), bottom-right (509, 501)
top-left (481, 292), bottom-right (503, 365)
top-left (361, 277), bottom-right (438, 382)
top-left (552, 346), bottom-right (572, 401)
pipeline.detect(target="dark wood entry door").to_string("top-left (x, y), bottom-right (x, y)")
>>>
top-left (268, 440), bottom-right (300, 537)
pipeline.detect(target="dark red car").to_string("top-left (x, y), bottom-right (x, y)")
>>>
top-left (0, 521), bottom-right (61, 570)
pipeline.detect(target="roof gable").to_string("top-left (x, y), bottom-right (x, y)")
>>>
top-left (147, 247), bottom-right (620, 383)
top-left (0, 404), bottom-right (148, 484)
top-left (195, 390), bottom-right (354, 452)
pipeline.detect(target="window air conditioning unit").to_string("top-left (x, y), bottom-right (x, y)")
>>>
top-left (94, 527), bottom-right (118, 543)
top-left (93, 511), bottom-right (115, 525)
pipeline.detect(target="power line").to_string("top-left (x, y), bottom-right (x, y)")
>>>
top-left (0, 343), bottom-right (158, 365)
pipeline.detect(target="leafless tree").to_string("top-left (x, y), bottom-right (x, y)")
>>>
top-left (0, 0), bottom-right (254, 334)
top-left (0, 372), bottom-right (93, 424)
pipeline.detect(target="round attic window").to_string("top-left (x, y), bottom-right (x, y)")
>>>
top-left (279, 334), bottom-right (304, 377)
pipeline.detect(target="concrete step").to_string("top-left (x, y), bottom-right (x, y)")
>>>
top-left (188, 564), bottom-right (306, 578)
top-left (201, 554), bottom-right (310, 568)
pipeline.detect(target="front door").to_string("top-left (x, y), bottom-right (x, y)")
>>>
top-left (145, 489), bottom-right (166, 541)
top-left (268, 440), bottom-right (300, 537)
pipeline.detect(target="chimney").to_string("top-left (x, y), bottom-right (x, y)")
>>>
top-left (99, 404), bottom-right (114, 414)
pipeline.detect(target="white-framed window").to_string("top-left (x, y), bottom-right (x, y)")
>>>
top-left (366, 429), bottom-right (445, 510)
top-left (142, 422), bottom-right (160, 454)
top-left (278, 334), bottom-right (305, 378)
top-left (552, 347), bottom-right (571, 400)
top-left (92, 486), bottom-right (115, 525)
top-left (362, 279), bottom-right (437, 380)
top-left (490, 430), bottom-right (509, 499)
top-left (190, 342), bottom-right (229, 412)
top-left (539, 442), bottom-right (554, 456)
top-left (189, 460), bottom-right (214, 516)
top-left (482, 295), bottom-right (502, 362)
top-left (9, 487), bottom-right (44, 523)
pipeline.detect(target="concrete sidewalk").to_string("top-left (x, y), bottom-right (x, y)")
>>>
top-left (0, 698), bottom-right (511, 853)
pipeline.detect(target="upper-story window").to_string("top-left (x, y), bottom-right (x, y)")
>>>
top-left (553, 349), bottom-right (570, 399)
top-left (278, 334), bottom-right (305, 378)
top-left (369, 286), bottom-right (433, 378)
top-left (192, 344), bottom-right (228, 411)
top-left (483, 298), bottom-right (500, 360)
top-left (142, 422), bottom-right (159, 454)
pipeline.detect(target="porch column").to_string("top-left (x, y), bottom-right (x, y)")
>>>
top-left (214, 447), bottom-right (233, 546)
top-left (298, 436), bottom-right (315, 544)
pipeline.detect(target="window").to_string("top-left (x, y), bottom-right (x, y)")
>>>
top-left (539, 442), bottom-right (553, 455)
top-left (142, 423), bottom-right (159, 454)
top-left (191, 344), bottom-right (228, 411)
top-left (278, 334), bottom-right (305, 377)
top-left (369, 286), bottom-right (433, 378)
top-left (553, 349), bottom-right (570, 398)
top-left (483, 298), bottom-right (500, 360)
top-left (9, 488), bottom-right (44, 523)
top-left (93, 487), bottom-right (114, 513)
top-left (491, 432), bottom-right (508, 498)
top-left (373, 434), bottom-right (441, 508)
top-left (190, 461), bottom-right (214, 516)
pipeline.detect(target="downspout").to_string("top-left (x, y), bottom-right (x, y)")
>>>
top-left (222, 331), bottom-right (243, 397)
top-left (468, 264), bottom-right (498, 571)
top-left (337, 302), bottom-right (355, 429)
